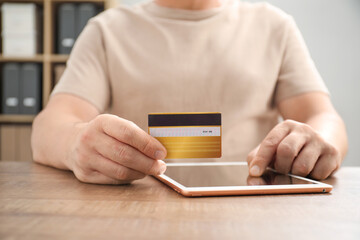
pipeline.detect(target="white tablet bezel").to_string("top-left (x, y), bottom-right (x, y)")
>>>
top-left (154, 162), bottom-right (333, 197)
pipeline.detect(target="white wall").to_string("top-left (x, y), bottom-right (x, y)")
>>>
top-left (117, 0), bottom-right (360, 166)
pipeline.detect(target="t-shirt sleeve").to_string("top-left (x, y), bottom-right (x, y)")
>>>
top-left (274, 16), bottom-right (329, 104)
top-left (51, 20), bottom-right (110, 113)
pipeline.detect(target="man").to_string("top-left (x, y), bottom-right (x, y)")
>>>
top-left (31, 0), bottom-right (348, 185)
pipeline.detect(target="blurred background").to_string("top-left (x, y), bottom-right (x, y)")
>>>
top-left (0, 0), bottom-right (359, 166)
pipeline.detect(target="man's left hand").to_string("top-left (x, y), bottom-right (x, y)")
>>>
top-left (247, 119), bottom-right (341, 180)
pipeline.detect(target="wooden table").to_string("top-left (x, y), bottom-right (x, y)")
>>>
top-left (0, 162), bottom-right (359, 240)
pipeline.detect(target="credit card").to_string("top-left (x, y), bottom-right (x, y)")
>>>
top-left (148, 112), bottom-right (221, 159)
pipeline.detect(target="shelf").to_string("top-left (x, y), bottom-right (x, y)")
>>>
top-left (0, 115), bottom-right (35, 123)
top-left (0, 55), bottom-right (44, 63)
top-left (51, 0), bottom-right (109, 3)
top-left (0, 0), bottom-right (114, 127)
top-left (0, 0), bottom-right (109, 3)
top-left (0, 54), bottom-right (69, 63)
top-left (50, 54), bottom-right (69, 63)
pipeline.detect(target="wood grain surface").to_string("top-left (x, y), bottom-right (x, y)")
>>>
top-left (0, 162), bottom-right (359, 240)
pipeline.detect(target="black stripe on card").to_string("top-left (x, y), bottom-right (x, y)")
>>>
top-left (148, 113), bottom-right (221, 127)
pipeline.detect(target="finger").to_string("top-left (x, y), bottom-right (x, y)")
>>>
top-left (74, 168), bottom-right (131, 185)
top-left (274, 133), bottom-right (307, 174)
top-left (249, 123), bottom-right (291, 177)
top-left (310, 154), bottom-right (338, 180)
top-left (247, 145), bottom-right (260, 165)
top-left (92, 132), bottom-right (166, 175)
top-left (291, 143), bottom-right (321, 177)
top-left (88, 153), bottom-right (147, 181)
top-left (98, 115), bottom-right (167, 160)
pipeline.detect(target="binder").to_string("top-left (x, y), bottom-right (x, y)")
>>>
top-left (58, 3), bottom-right (76, 54)
top-left (1, 3), bottom-right (39, 56)
top-left (76, 3), bottom-right (97, 38)
top-left (20, 63), bottom-right (41, 115)
top-left (2, 63), bottom-right (20, 114)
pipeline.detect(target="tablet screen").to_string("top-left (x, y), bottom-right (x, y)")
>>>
top-left (164, 164), bottom-right (315, 187)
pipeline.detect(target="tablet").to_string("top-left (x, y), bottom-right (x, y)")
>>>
top-left (154, 162), bottom-right (333, 197)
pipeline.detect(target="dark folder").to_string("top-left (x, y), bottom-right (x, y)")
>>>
top-left (20, 63), bottom-right (41, 115)
top-left (2, 63), bottom-right (20, 114)
top-left (76, 3), bottom-right (97, 38)
top-left (58, 3), bottom-right (76, 54)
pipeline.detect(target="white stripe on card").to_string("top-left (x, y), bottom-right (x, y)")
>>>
top-left (149, 127), bottom-right (221, 137)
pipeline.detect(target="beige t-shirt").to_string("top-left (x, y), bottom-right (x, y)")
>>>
top-left (52, 0), bottom-right (328, 161)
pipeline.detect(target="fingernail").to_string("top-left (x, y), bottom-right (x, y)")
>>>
top-left (158, 163), bottom-right (166, 175)
top-left (250, 165), bottom-right (261, 176)
top-left (155, 150), bottom-right (166, 160)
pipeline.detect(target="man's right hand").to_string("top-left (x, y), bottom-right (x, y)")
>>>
top-left (68, 114), bottom-right (167, 184)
